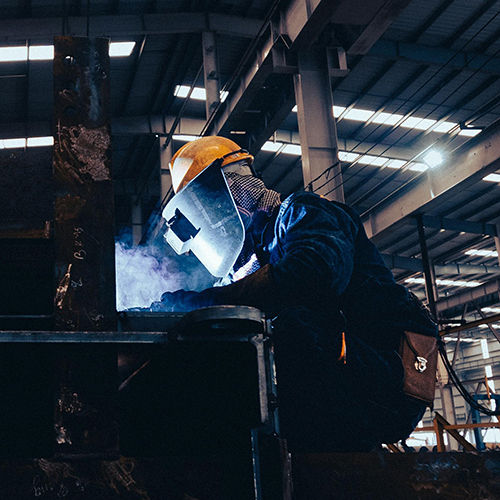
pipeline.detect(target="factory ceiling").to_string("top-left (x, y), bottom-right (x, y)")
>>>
top-left (1, 0), bottom-right (500, 320)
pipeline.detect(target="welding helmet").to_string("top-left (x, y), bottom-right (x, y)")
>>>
top-left (162, 137), bottom-right (253, 278)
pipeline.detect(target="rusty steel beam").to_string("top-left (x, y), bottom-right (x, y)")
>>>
top-left (53, 36), bottom-right (117, 457)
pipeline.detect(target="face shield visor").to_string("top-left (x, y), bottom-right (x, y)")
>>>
top-left (161, 158), bottom-right (245, 278)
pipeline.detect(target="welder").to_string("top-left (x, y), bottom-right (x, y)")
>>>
top-left (150, 136), bottom-right (437, 453)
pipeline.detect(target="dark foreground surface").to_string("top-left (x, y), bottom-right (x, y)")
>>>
top-left (0, 452), bottom-right (499, 500)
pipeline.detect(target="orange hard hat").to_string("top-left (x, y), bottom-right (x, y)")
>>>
top-left (169, 136), bottom-right (254, 193)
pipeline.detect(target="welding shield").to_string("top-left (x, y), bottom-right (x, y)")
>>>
top-left (162, 160), bottom-right (245, 278)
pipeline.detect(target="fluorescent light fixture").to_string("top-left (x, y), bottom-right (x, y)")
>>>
top-left (261, 141), bottom-right (283, 152)
top-left (371, 112), bottom-right (404, 126)
top-left (483, 173), bottom-right (500, 183)
top-left (338, 151), bottom-right (359, 162)
top-left (479, 323), bottom-right (500, 329)
top-left (405, 277), bottom-right (482, 288)
top-left (282, 144), bottom-right (302, 156)
top-left (465, 249), bottom-right (498, 258)
top-left (423, 150), bottom-right (443, 168)
top-left (109, 41), bottom-right (136, 57)
top-left (0, 43), bottom-right (135, 62)
top-left (29, 45), bottom-right (54, 61)
top-left (27, 136), bottom-right (54, 147)
top-left (358, 154), bottom-right (387, 166)
top-left (174, 85), bottom-right (228, 102)
top-left (172, 134), bottom-right (200, 142)
top-left (343, 108), bottom-right (374, 122)
top-left (481, 339), bottom-right (490, 359)
top-left (0, 138), bottom-right (26, 149)
top-left (0, 46), bottom-right (27, 62)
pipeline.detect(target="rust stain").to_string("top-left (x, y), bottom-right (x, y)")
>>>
top-left (68, 126), bottom-right (111, 181)
top-left (55, 195), bottom-right (86, 222)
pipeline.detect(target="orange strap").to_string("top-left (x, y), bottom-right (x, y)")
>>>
top-left (337, 331), bottom-right (347, 365)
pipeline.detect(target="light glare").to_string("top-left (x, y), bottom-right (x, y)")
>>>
top-left (423, 150), bottom-right (443, 168)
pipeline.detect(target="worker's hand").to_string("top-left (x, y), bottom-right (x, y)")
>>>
top-left (149, 289), bottom-right (202, 312)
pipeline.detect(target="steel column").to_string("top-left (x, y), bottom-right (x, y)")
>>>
top-left (53, 36), bottom-right (117, 456)
top-left (159, 137), bottom-right (173, 204)
top-left (202, 31), bottom-right (220, 122)
top-left (416, 215), bottom-right (437, 319)
top-left (293, 48), bottom-right (343, 201)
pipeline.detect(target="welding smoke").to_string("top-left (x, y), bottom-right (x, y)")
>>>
top-left (115, 239), bottom-right (215, 311)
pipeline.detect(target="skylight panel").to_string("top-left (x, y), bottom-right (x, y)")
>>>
top-left (109, 41), bottom-right (136, 57)
top-left (261, 141), bottom-right (283, 152)
top-left (408, 162), bottom-right (428, 172)
top-left (343, 108), bottom-right (374, 122)
top-left (357, 154), bottom-right (387, 166)
top-left (384, 159), bottom-right (406, 169)
top-left (483, 173), bottom-right (500, 182)
top-left (28, 45), bottom-right (54, 61)
top-left (433, 121), bottom-right (456, 133)
top-left (370, 112), bottom-right (404, 126)
top-left (172, 135), bottom-right (199, 142)
top-left (333, 106), bottom-right (346, 117)
top-left (459, 128), bottom-right (481, 137)
top-left (282, 144), bottom-right (302, 156)
top-left (400, 117), bottom-right (437, 131)
top-left (465, 249), bottom-right (498, 257)
top-left (338, 151), bottom-right (359, 162)
top-left (405, 277), bottom-right (482, 288)
top-left (174, 85), bottom-right (228, 102)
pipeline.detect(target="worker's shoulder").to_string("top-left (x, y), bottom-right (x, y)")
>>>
top-left (281, 191), bottom-right (359, 219)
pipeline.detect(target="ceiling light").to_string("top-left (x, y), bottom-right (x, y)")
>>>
top-left (109, 41), bottom-right (136, 57)
top-left (465, 249), bottom-right (498, 258)
top-left (27, 136), bottom-right (54, 147)
top-left (0, 138), bottom-right (26, 149)
top-left (0, 46), bottom-right (28, 62)
top-left (483, 173), bottom-right (500, 183)
top-left (28, 45), bottom-right (54, 61)
top-left (172, 134), bottom-right (199, 142)
top-left (261, 141), bottom-right (283, 152)
top-left (408, 162), bottom-right (428, 172)
top-left (423, 150), bottom-right (443, 168)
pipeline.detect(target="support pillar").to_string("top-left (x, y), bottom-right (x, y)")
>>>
top-left (159, 137), bottom-right (173, 206)
top-left (202, 31), bottom-right (220, 122)
top-left (53, 36), bottom-right (117, 456)
top-left (293, 48), bottom-right (343, 201)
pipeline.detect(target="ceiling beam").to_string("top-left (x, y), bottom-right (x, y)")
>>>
top-left (382, 253), bottom-right (499, 275)
top-left (347, 0), bottom-right (412, 55)
top-left (437, 278), bottom-right (500, 314)
top-left (420, 215), bottom-right (497, 237)
top-left (362, 120), bottom-right (500, 241)
top-left (0, 13), bottom-right (262, 40)
top-left (370, 40), bottom-right (500, 76)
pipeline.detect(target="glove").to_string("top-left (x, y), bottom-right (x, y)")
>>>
top-left (149, 289), bottom-right (210, 312)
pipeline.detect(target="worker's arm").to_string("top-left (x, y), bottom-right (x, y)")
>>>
top-left (150, 193), bottom-right (359, 313)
